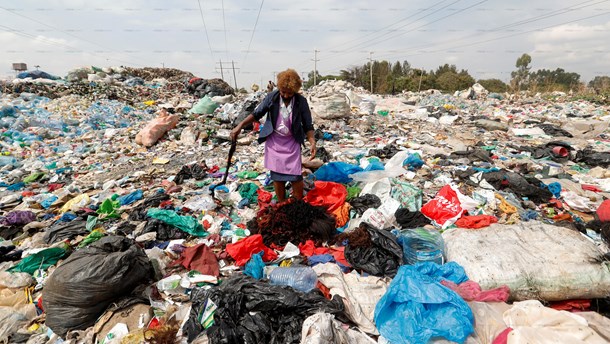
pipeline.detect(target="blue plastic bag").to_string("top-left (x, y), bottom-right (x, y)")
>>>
top-left (545, 182), bottom-right (562, 199)
top-left (403, 153), bottom-right (424, 171)
top-left (118, 189), bottom-right (143, 206)
top-left (243, 251), bottom-right (265, 280)
top-left (374, 263), bottom-right (474, 344)
top-left (314, 162), bottom-right (363, 184)
top-left (363, 159), bottom-right (385, 172)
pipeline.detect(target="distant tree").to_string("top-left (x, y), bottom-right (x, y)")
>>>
top-left (304, 70), bottom-right (343, 89)
top-left (589, 76), bottom-right (610, 92)
top-left (530, 68), bottom-right (581, 92)
top-left (510, 53), bottom-right (532, 91)
top-left (477, 79), bottom-right (508, 92)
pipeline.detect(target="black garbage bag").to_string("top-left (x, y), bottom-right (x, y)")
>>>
top-left (175, 163), bottom-right (208, 184)
top-left (128, 193), bottom-right (170, 221)
top-left (369, 145), bottom-right (400, 159)
top-left (315, 146), bottom-right (331, 162)
top-left (233, 100), bottom-right (259, 130)
top-left (43, 236), bottom-right (153, 337)
top-left (575, 148), bottom-right (610, 167)
top-left (394, 208), bottom-right (431, 229)
top-left (141, 218), bottom-right (187, 241)
top-left (449, 147), bottom-right (493, 163)
top-left (511, 141), bottom-right (573, 162)
top-left (0, 245), bottom-right (21, 262)
top-left (184, 274), bottom-right (348, 344)
top-left (339, 223), bottom-right (403, 277)
top-left (482, 171), bottom-right (553, 204)
top-left (537, 123), bottom-right (573, 137)
top-left (43, 217), bottom-right (88, 244)
top-left (349, 194), bottom-right (381, 216)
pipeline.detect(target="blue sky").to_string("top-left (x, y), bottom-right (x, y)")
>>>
top-left (1, 0), bottom-right (609, 87)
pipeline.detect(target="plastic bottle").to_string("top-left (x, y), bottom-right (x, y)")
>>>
top-left (395, 228), bottom-right (445, 265)
top-left (0, 156), bottom-right (17, 167)
top-left (269, 266), bottom-right (318, 292)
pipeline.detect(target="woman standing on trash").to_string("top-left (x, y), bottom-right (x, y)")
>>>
top-left (230, 68), bottom-right (316, 202)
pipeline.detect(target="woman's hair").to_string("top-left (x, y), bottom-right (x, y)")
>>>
top-left (276, 68), bottom-right (302, 93)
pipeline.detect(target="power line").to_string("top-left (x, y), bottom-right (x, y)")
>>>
top-left (240, 0), bottom-right (265, 72)
top-left (0, 24), bottom-right (143, 67)
top-left (295, 0), bottom-right (454, 70)
top-left (221, 0), bottom-right (229, 60)
top-left (0, 6), bottom-right (149, 67)
top-left (318, 0), bottom-right (489, 72)
top-left (341, 0), bottom-right (488, 58)
top-left (395, 0), bottom-right (608, 55)
top-left (369, 10), bottom-right (610, 65)
top-left (197, 0), bottom-right (215, 58)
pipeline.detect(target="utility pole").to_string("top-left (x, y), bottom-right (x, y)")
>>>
top-left (215, 61), bottom-right (240, 89)
top-left (231, 60), bottom-right (238, 90)
top-left (418, 70), bottom-right (424, 92)
top-left (312, 49), bottom-right (319, 87)
top-left (368, 52), bottom-right (374, 93)
top-left (217, 60), bottom-right (224, 80)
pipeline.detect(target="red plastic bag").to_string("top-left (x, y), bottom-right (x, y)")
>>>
top-left (596, 200), bottom-right (610, 222)
top-left (304, 181), bottom-right (347, 212)
top-left (257, 188), bottom-right (273, 207)
top-left (225, 234), bottom-right (278, 266)
top-left (455, 215), bottom-right (498, 229)
top-left (420, 185), bottom-right (466, 228)
top-left (298, 240), bottom-right (330, 257)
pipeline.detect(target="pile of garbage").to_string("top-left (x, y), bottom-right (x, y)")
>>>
top-left (1, 74), bottom-right (610, 343)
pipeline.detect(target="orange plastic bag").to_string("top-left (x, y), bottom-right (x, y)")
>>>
top-left (304, 181), bottom-right (347, 212)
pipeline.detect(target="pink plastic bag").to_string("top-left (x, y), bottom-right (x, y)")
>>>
top-left (135, 109), bottom-right (180, 147)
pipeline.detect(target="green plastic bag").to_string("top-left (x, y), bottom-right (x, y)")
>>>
top-left (391, 178), bottom-right (422, 212)
top-left (86, 215), bottom-right (98, 231)
top-left (97, 197), bottom-right (120, 218)
top-left (236, 171), bottom-right (259, 179)
top-left (8, 247), bottom-right (67, 275)
top-left (23, 172), bottom-right (45, 183)
top-left (78, 229), bottom-right (104, 248)
top-left (147, 208), bottom-right (207, 237)
top-left (346, 186), bottom-right (362, 201)
top-left (189, 96), bottom-right (219, 115)
top-left (239, 183), bottom-right (259, 203)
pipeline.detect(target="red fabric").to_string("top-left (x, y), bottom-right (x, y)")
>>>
top-left (582, 184), bottom-right (603, 193)
top-left (420, 185), bottom-right (465, 227)
top-left (225, 234), bottom-right (278, 266)
top-left (549, 299), bottom-right (591, 312)
top-left (317, 281), bottom-right (332, 299)
top-left (492, 328), bottom-right (512, 344)
top-left (440, 280), bottom-right (510, 302)
top-left (304, 181), bottom-right (347, 212)
top-left (597, 200), bottom-right (610, 222)
top-left (329, 247), bottom-right (350, 267)
top-left (172, 243), bottom-right (219, 276)
top-left (298, 240), bottom-right (330, 257)
top-left (47, 183), bottom-right (64, 192)
top-left (257, 188), bottom-right (273, 205)
top-left (455, 215), bottom-right (498, 229)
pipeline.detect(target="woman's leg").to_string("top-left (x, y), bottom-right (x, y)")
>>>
top-left (274, 181), bottom-right (287, 202)
top-left (292, 180), bottom-right (304, 200)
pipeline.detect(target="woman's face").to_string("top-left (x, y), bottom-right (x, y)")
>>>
top-left (279, 88), bottom-right (295, 100)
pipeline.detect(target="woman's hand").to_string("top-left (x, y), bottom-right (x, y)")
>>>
top-left (309, 139), bottom-right (317, 160)
top-left (230, 126), bottom-right (242, 142)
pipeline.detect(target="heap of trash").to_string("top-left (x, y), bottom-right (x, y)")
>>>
top-left (1, 70), bottom-right (610, 344)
